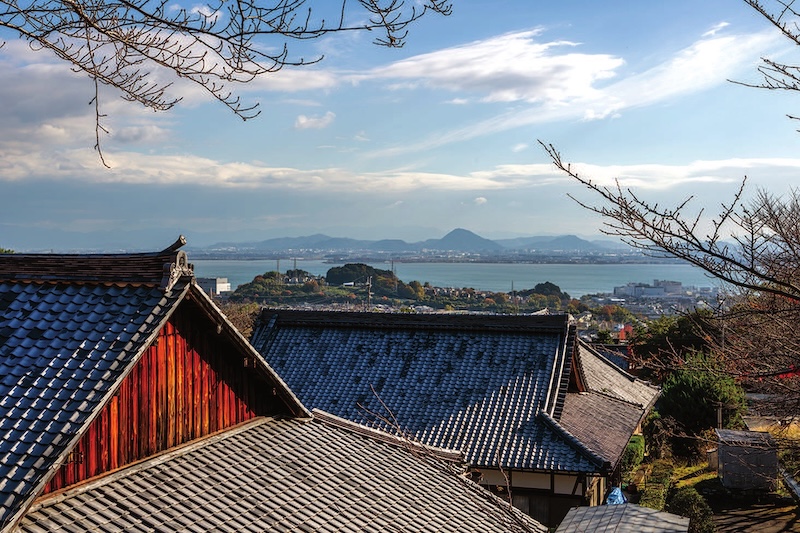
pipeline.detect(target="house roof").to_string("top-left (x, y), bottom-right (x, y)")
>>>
top-left (0, 240), bottom-right (307, 531)
top-left (559, 392), bottom-right (646, 469)
top-left (715, 428), bottom-right (776, 448)
top-left (250, 309), bottom-right (619, 474)
top-left (574, 342), bottom-right (659, 410)
top-left (19, 413), bottom-right (546, 533)
top-left (555, 503), bottom-right (689, 532)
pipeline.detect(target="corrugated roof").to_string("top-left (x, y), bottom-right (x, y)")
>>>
top-left (251, 310), bottom-right (607, 473)
top-left (20, 415), bottom-right (546, 532)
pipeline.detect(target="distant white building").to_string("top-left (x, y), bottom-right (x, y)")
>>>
top-left (613, 280), bottom-right (680, 298)
top-left (196, 277), bottom-right (232, 296)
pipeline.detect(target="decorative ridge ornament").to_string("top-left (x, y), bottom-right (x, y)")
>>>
top-left (161, 249), bottom-right (194, 293)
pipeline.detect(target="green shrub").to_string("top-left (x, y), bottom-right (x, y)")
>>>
top-left (658, 354), bottom-right (745, 459)
top-left (639, 459), bottom-right (675, 510)
top-left (666, 486), bottom-right (715, 533)
top-left (621, 435), bottom-right (645, 479)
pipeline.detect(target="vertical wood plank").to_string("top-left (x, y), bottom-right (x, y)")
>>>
top-left (40, 304), bottom-right (269, 496)
top-left (109, 395), bottom-right (119, 471)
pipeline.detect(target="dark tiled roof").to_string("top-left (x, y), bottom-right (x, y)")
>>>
top-left (559, 392), bottom-right (645, 468)
top-left (19, 415), bottom-right (546, 533)
top-left (556, 503), bottom-right (689, 532)
top-left (0, 240), bottom-right (308, 531)
top-left (0, 236), bottom-right (192, 291)
top-left (0, 279), bottom-right (188, 530)
top-left (251, 310), bottom-right (608, 473)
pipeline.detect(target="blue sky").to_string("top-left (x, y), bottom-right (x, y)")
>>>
top-left (2, 0), bottom-right (800, 251)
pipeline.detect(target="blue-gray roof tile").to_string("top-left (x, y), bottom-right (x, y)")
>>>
top-left (251, 310), bottom-right (607, 474)
top-left (0, 279), bottom-right (188, 530)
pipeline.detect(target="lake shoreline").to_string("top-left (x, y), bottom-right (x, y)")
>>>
top-left (193, 259), bottom-right (716, 299)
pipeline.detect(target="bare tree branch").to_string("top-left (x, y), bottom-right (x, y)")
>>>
top-left (1, 0), bottom-right (451, 158)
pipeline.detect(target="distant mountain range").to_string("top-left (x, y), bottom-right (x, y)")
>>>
top-left (200, 228), bottom-right (627, 254)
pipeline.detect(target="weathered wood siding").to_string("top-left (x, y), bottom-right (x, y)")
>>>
top-left (43, 302), bottom-right (283, 493)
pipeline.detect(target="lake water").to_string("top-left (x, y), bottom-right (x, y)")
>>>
top-left (192, 259), bottom-right (718, 298)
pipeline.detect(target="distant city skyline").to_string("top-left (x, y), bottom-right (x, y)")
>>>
top-left (3, 1), bottom-right (800, 251)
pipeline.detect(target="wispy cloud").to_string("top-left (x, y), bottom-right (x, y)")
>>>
top-left (365, 26), bottom-right (784, 158)
top-left (295, 111), bottom-right (336, 129)
top-left (512, 143), bottom-right (529, 153)
top-left (364, 29), bottom-right (623, 104)
top-left (3, 143), bottom-right (798, 195)
top-left (703, 22), bottom-right (730, 37)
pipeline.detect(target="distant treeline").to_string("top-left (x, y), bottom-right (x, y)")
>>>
top-left (229, 262), bottom-right (588, 314)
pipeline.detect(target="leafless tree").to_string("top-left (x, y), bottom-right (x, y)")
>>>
top-left (542, 141), bottom-right (800, 423)
top-left (0, 0), bottom-right (450, 162)
top-left (740, 0), bottom-right (800, 125)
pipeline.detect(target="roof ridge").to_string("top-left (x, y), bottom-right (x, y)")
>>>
top-left (312, 409), bottom-right (465, 463)
top-left (259, 308), bottom-right (573, 333)
top-left (313, 410), bottom-right (544, 531)
top-left (0, 236), bottom-right (194, 291)
top-left (543, 323), bottom-right (576, 417)
top-left (537, 411), bottom-right (609, 471)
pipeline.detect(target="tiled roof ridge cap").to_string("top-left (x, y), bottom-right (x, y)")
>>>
top-left (261, 308), bottom-right (572, 332)
top-left (537, 411), bottom-right (608, 470)
top-left (312, 410), bottom-right (545, 531)
top-left (0, 236), bottom-right (194, 291)
top-left (25, 417), bottom-right (272, 516)
top-left (312, 409), bottom-right (465, 463)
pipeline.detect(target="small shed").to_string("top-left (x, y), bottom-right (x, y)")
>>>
top-left (715, 429), bottom-right (778, 491)
top-left (555, 503), bottom-right (689, 532)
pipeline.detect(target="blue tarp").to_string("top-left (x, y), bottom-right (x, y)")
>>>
top-left (606, 486), bottom-right (627, 505)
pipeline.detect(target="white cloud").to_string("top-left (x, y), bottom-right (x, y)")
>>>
top-left (250, 69), bottom-right (338, 93)
top-left (282, 98), bottom-right (324, 106)
top-left (3, 142), bottom-right (798, 198)
top-left (295, 111), bottom-right (336, 129)
top-left (512, 143), bottom-right (529, 153)
top-left (703, 22), bottom-right (730, 37)
top-left (365, 30), bottom-right (624, 105)
top-left (113, 125), bottom-right (170, 144)
top-left (367, 27), bottom-right (786, 158)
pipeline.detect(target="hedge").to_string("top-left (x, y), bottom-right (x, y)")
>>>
top-left (639, 459), bottom-right (675, 510)
top-left (666, 486), bottom-right (715, 533)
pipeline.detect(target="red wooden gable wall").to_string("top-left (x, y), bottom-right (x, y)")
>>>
top-left (43, 300), bottom-right (287, 494)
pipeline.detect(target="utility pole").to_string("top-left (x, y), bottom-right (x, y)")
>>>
top-left (366, 276), bottom-right (372, 311)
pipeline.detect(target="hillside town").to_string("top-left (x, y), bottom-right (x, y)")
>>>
top-left (1, 239), bottom-right (795, 532)
top-left (5, 1), bottom-right (800, 531)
